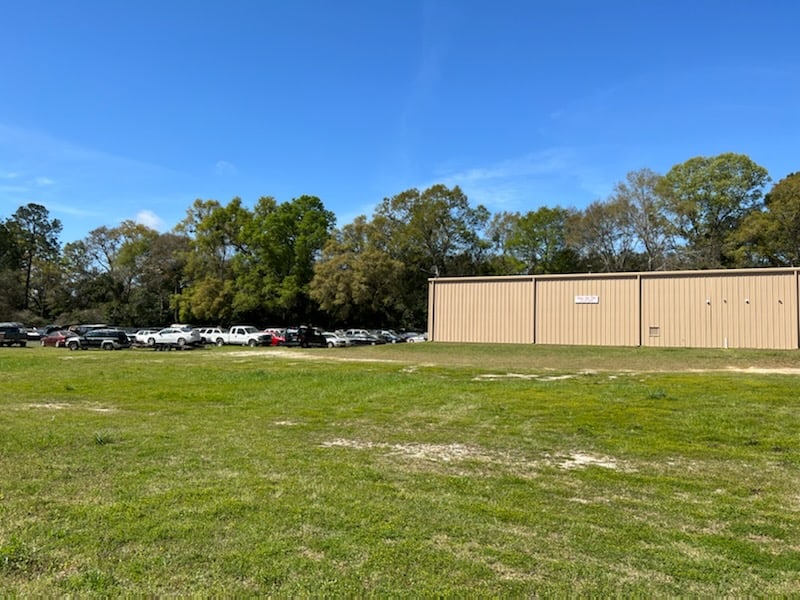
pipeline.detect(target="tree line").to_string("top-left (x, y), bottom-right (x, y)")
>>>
top-left (1, 152), bottom-right (798, 330)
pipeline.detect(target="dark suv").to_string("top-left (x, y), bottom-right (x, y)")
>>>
top-left (289, 326), bottom-right (328, 348)
top-left (0, 323), bottom-right (28, 347)
top-left (67, 328), bottom-right (131, 351)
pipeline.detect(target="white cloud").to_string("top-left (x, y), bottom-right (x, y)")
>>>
top-left (135, 210), bottom-right (164, 231)
top-left (215, 160), bottom-right (237, 176)
top-left (34, 176), bottom-right (55, 186)
top-left (424, 149), bottom-right (579, 211)
top-left (45, 201), bottom-right (103, 218)
top-left (1, 171), bottom-right (19, 179)
top-left (434, 149), bottom-right (573, 186)
top-left (0, 184), bottom-right (30, 194)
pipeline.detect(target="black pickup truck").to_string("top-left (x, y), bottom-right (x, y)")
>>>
top-left (0, 323), bottom-right (29, 347)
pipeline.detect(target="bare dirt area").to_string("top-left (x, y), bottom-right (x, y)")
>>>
top-left (720, 366), bottom-right (800, 375)
top-left (225, 349), bottom-right (402, 364)
top-left (23, 402), bottom-right (117, 413)
top-left (320, 438), bottom-right (626, 473)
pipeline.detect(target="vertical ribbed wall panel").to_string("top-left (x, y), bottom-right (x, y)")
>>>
top-left (430, 278), bottom-right (534, 343)
top-left (535, 277), bottom-right (638, 346)
top-left (641, 273), bottom-right (798, 349)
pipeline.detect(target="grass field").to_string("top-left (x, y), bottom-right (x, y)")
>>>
top-left (1, 343), bottom-right (799, 595)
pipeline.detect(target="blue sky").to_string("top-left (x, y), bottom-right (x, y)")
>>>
top-left (1, 0), bottom-right (799, 244)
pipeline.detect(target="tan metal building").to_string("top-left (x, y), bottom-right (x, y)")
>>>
top-left (427, 268), bottom-right (800, 349)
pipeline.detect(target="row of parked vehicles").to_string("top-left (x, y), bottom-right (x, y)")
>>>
top-left (27, 323), bottom-right (428, 351)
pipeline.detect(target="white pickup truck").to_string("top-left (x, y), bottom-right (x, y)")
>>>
top-left (197, 325), bottom-right (272, 347)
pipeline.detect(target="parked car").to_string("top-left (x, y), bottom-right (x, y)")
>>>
top-left (344, 329), bottom-right (386, 346)
top-left (69, 323), bottom-right (109, 336)
top-left (371, 329), bottom-right (403, 343)
top-left (40, 324), bottom-right (66, 335)
top-left (323, 331), bottom-right (351, 347)
top-left (133, 329), bottom-right (160, 346)
top-left (297, 326), bottom-right (329, 348)
top-left (263, 328), bottom-right (286, 346)
top-left (280, 326), bottom-right (326, 348)
top-left (203, 326), bottom-right (272, 347)
top-left (0, 322), bottom-right (28, 347)
top-left (68, 328), bottom-right (131, 350)
top-left (404, 332), bottom-right (428, 343)
top-left (40, 329), bottom-right (79, 348)
top-left (148, 326), bottom-right (203, 348)
top-left (196, 327), bottom-right (224, 345)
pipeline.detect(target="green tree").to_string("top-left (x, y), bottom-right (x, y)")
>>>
top-left (484, 211), bottom-right (525, 274)
top-left (6, 203), bottom-right (62, 313)
top-left (64, 221), bottom-right (161, 324)
top-left (242, 195), bottom-right (335, 323)
top-left (566, 198), bottom-right (639, 272)
top-left (0, 220), bottom-right (24, 315)
top-left (310, 215), bottom-right (406, 325)
top-left (506, 206), bottom-right (579, 274)
top-left (659, 153), bottom-right (770, 268)
top-left (132, 232), bottom-right (191, 325)
top-left (376, 184), bottom-right (489, 278)
top-left (56, 240), bottom-right (106, 324)
top-left (174, 198), bottom-right (247, 323)
top-left (174, 195), bottom-right (334, 325)
top-left (611, 169), bottom-right (674, 271)
top-left (312, 184), bottom-right (489, 328)
top-left (736, 172), bottom-right (800, 266)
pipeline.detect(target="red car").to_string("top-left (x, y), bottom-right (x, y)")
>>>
top-left (40, 330), bottom-right (79, 348)
top-left (263, 328), bottom-right (285, 346)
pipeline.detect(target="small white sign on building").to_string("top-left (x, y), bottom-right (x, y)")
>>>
top-left (575, 295), bottom-right (599, 304)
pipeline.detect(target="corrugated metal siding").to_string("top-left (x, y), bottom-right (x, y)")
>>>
top-left (428, 268), bottom-right (800, 349)
top-left (535, 276), bottom-right (639, 346)
top-left (642, 272), bottom-right (799, 349)
top-left (429, 278), bottom-right (534, 343)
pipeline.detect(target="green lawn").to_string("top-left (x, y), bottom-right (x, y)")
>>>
top-left (1, 343), bottom-right (799, 596)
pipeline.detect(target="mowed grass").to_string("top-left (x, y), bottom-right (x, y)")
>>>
top-left (1, 343), bottom-right (799, 596)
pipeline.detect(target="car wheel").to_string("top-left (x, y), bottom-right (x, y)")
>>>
top-left (177, 337), bottom-right (186, 346)
top-left (147, 338), bottom-right (155, 346)
top-left (215, 338), bottom-right (224, 347)
top-left (327, 341), bottom-right (334, 348)
top-left (67, 341), bottom-right (79, 350)
top-left (102, 341), bottom-right (113, 350)
top-left (248, 339), bottom-right (257, 347)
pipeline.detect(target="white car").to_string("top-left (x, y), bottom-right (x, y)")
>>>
top-left (133, 329), bottom-right (160, 346)
top-left (150, 326), bottom-right (202, 347)
top-left (405, 332), bottom-right (428, 343)
top-left (323, 331), bottom-right (351, 347)
top-left (196, 327), bottom-right (225, 344)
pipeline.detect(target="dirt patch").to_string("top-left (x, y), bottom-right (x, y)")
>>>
top-left (26, 403), bottom-right (117, 413)
top-left (557, 452), bottom-right (618, 470)
top-left (472, 372), bottom-right (594, 382)
top-left (321, 438), bottom-right (623, 472)
top-left (724, 366), bottom-right (800, 375)
top-left (322, 438), bottom-right (505, 464)
top-left (225, 349), bottom-right (401, 364)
